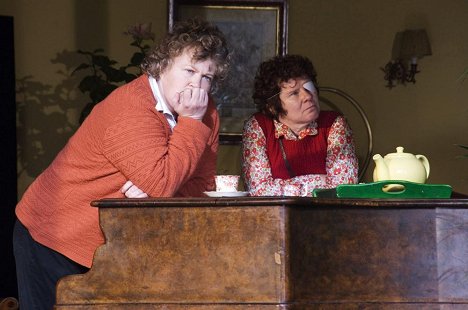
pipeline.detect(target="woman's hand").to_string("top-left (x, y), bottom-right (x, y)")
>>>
top-left (120, 180), bottom-right (149, 198)
top-left (173, 87), bottom-right (208, 121)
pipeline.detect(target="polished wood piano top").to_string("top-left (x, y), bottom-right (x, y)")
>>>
top-left (91, 196), bottom-right (468, 208)
top-left (56, 197), bottom-right (468, 309)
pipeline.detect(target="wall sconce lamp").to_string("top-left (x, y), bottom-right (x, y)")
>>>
top-left (381, 29), bottom-right (432, 89)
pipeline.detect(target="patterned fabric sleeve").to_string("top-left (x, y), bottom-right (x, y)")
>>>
top-left (324, 115), bottom-right (359, 187)
top-left (241, 115), bottom-right (358, 196)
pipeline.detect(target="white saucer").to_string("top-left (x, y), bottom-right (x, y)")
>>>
top-left (204, 191), bottom-right (249, 197)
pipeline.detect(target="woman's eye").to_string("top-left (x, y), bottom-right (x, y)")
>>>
top-left (203, 76), bottom-right (213, 83)
top-left (289, 90), bottom-right (299, 97)
top-left (185, 69), bottom-right (195, 74)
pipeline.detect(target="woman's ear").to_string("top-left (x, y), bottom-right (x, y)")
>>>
top-left (268, 105), bottom-right (275, 115)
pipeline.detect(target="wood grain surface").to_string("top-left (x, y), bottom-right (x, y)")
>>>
top-left (56, 197), bottom-right (468, 309)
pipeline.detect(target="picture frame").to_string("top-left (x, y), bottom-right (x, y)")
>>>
top-left (168, 0), bottom-right (288, 144)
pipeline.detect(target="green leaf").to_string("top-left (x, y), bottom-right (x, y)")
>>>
top-left (78, 76), bottom-right (104, 94)
top-left (79, 102), bottom-right (96, 124)
top-left (458, 67), bottom-right (468, 82)
top-left (71, 63), bottom-right (91, 75)
top-left (124, 73), bottom-right (138, 83)
top-left (101, 67), bottom-right (126, 83)
top-left (92, 55), bottom-right (117, 68)
top-left (455, 144), bottom-right (468, 150)
top-left (77, 50), bottom-right (92, 56)
top-left (89, 83), bottom-right (117, 103)
top-left (77, 49), bottom-right (105, 56)
top-left (130, 52), bottom-right (144, 66)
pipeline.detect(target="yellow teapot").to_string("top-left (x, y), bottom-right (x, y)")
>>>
top-left (372, 146), bottom-right (430, 183)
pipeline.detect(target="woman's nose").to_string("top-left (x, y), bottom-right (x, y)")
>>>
top-left (189, 76), bottom-right (201, 88)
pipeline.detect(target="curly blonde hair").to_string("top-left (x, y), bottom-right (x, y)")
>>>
top-left (141, 19), bottom-right (231, 93)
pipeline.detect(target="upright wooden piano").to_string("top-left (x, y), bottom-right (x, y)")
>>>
top-left (56, 197), bottom-right (468, 309)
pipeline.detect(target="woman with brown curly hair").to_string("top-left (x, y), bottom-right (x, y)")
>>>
top-left (242, 55), bottom-right (358, 196)
top-left (13, 19), bottom-right (230, 309)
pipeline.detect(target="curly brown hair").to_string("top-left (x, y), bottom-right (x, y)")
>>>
top-left (252, 54), bottom-right (318, 119)
top-left (141, 19), bottom-right (231, 93)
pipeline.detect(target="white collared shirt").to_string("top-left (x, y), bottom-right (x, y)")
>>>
top-left (148, 75), bottom-right (177, 130)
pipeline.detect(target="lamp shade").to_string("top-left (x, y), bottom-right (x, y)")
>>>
top-left (399, 29), bottom-right (432, 60)
top-left (391, 31), bottom-right (403, 60)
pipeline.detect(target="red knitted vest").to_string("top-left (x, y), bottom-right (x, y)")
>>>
top-left (254, 111), bottom-right (340, 179)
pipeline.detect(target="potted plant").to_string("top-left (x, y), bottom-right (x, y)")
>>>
top-left (73, 23), bottom-right (155, 123)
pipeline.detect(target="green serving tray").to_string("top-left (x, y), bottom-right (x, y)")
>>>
top-left (313, 180), bottom-right (452, 199)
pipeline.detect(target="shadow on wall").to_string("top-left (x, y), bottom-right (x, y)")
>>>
top-left (16, 50), bottom-right (86, 187)
top-left (17, 21), bottom-right (155, 193)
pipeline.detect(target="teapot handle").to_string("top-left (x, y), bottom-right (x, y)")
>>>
top-left (416, 155), bottom-right (430, 179)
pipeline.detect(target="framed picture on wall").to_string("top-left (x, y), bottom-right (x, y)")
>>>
top-left (168, 0), bottom-right (288, 144)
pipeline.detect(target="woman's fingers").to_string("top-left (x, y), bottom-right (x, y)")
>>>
top-left (121, 180), bottom-right (148, 198)
top-left (175, 87), bottom-right (208, 120)
top-left (120, 180), bottom-right (133, 193)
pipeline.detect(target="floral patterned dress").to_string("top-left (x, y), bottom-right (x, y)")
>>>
top-left (241, 114), bottom-right (358, 196)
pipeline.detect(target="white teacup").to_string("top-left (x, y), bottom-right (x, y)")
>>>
top-left (215, 175), bottom-right (240, 192)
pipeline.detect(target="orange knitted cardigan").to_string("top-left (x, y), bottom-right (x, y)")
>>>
top-left (15, 75), bottom-right (219, 267)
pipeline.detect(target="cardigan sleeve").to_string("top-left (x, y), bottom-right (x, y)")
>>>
top-left (175, 102), bottom-right (219, 197)
top-left (102, 92), bottom-right (214, 197)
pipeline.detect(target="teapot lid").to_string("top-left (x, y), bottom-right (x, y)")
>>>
top-left (385, 146), bottom-right (415, 158)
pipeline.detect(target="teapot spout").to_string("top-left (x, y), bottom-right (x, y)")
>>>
top-left (372, 154), bottom-right (390, 181)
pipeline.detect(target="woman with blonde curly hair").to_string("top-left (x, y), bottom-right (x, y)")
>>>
top-left (13, 19), bottom-right (230, 309)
